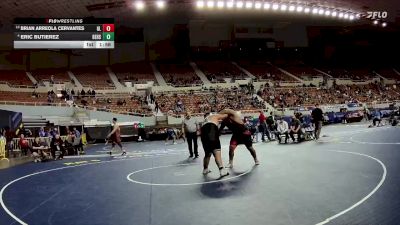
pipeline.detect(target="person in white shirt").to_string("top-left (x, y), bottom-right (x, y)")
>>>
top-left (276, 119), bottom-right (289, 144)
top-left (182, 112), bottom-right (199, 158)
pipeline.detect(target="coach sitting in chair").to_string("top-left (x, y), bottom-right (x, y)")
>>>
top-left (289, 115), bottom-right (304, 143)
top-left (276, 118), bottom-right (289, 144)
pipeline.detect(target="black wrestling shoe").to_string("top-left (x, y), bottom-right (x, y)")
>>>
top-left (121, 151), bottom-right (127, 156)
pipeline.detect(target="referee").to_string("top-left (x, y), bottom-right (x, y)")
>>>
top-left (182, 112), bottom-right (199, 158)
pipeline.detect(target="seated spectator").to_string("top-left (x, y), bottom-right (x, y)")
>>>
top-left (38, 127), bottom-right (47, 137)
top-left (276, 119), bottom-right (289, 144)
top-left (19, 133), bottom-right (31, 156)
top-left (65, 131), bottom-right (75, 153)
top-left (370, 110), bottom-right (383, 127)
top-left (50, 134), bottom-right (65, 160)
top-left (289, 116), bottom-right (304, 142)
top-left (31, 137), bottom-right (49, 162)
top-left (49, 128), bottom-right (59, 139)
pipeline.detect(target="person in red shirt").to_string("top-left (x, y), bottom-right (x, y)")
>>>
top-left (19, 133), bottom-right (31, 156)
top-left (258, 111), bottom-right (271, 142)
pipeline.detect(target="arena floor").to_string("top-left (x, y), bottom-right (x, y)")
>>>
top-left (1, 123), bottom-right (400, 225)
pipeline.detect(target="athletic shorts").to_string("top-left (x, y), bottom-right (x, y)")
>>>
top-left (230, 129), bottom-right (253, 148)
top-left (201, 123), bottom-right (221, 155)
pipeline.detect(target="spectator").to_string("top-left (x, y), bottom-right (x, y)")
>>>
top-left (258, 111), bottom-right (271, 142)
top-left (311, 103), bottom-right (324, 140)
top-left (150, 93), bottom-right (155, 104)
top-left (50, 134), bottom-right (64, 160)
top-left (39, 127), bottom-right (46, 137)
top-left (19, 133), bottom-right (31, 156)
top-left (276, 118), bottom-right (289, 144)
top-left (371, 110), bottom-right (383, 127)
top-left (363, 107), bottom-right (370, 121)
top-left (289, 116), bottom-right (303, 142)
top-left (155, 101), bottom-right (159, 113)
top-left (31, 137), bottom-right (49, 162)
top-left (266, 112), bottom-right (276, 138)
top-left (73, 127), bottom-right (81, 138)
top-left (50, 128), bottom-right (59, 139)
top-left (81, 89), bottom-right (85, 96)
top-left (0, 128), bottom-right (6, 156)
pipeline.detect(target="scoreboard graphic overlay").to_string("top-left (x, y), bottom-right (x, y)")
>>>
top-left (14, 18), bottom-right (114, 49)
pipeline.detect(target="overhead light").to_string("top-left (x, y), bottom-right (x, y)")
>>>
top-left (344, 13), bottom-right (349, 19)
top-left (338, 12), bottom-right (344, 18)
top-left (349, 15), bottom-right (355, 20)
top-left (304, 7), bottom-right (310, 13)
top-left (227, 1), bottom-right (234, 8)
top-left (331, 11), bottom-right (337, 17)
top-left (382, 22), bottom-right (387, 27)
top-left (280, 4), bottom-right (287, 11)
top-left (236, 1), bottom-right (244, 8)
top-left (207, 0), bottom-right (215, 8)
top-left (264, 3), bottom-right (271, 9)
top-left (296, 6), bottom-right (303, 12)
top-left (289, 5), bottom-right (295, 11)
top-left (373, 20), bottom-right (379, 25)
top-left (245, 1), bottom-right (253, 9)
top-left (156, 0), bottom-right (165, 9)
top-left (356, 13), bottom-right (361, 18)
top-left (272, 3), bottom-right (279, 10)
top-left (318, 9), bottom-right (324, 15)
top-left (325, 10), bottom-right (330, 16)
top-left (312, 8), bottom-right (318, 14)
top-left (135, 1), bottom-right (145, 10)
top-left (255, 2), bottom-right (262, 9)
top-left (217, 1), bottom-right (224, 8)
top-left (196, 0), bottom-right (205, 8)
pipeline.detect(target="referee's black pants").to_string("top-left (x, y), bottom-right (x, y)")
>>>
top-left (186, 132), bottom-right (198, 157)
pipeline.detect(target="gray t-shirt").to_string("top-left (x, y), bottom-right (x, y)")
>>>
top-left (183, 117), bottom-right (198, 133)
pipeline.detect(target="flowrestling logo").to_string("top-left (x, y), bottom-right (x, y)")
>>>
top-left (366, 11), bottom-right (388, 19)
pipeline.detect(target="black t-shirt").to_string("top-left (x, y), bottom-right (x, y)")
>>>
top-left (266, 116), bottom-right (275, 125)
top-left (312, 108), bottom-right (324, 122)
top-left (32, 142), bottom-right (42, 153)
top-left (291, 119), bottom-right (301, 129)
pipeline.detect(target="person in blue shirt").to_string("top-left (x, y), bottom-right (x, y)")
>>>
top-left (73, 127), bottom-right (81, 138)
top-left (371, 110), bottom-right (382, 127)
top-left (39, 127), bottom-right (46, 137)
